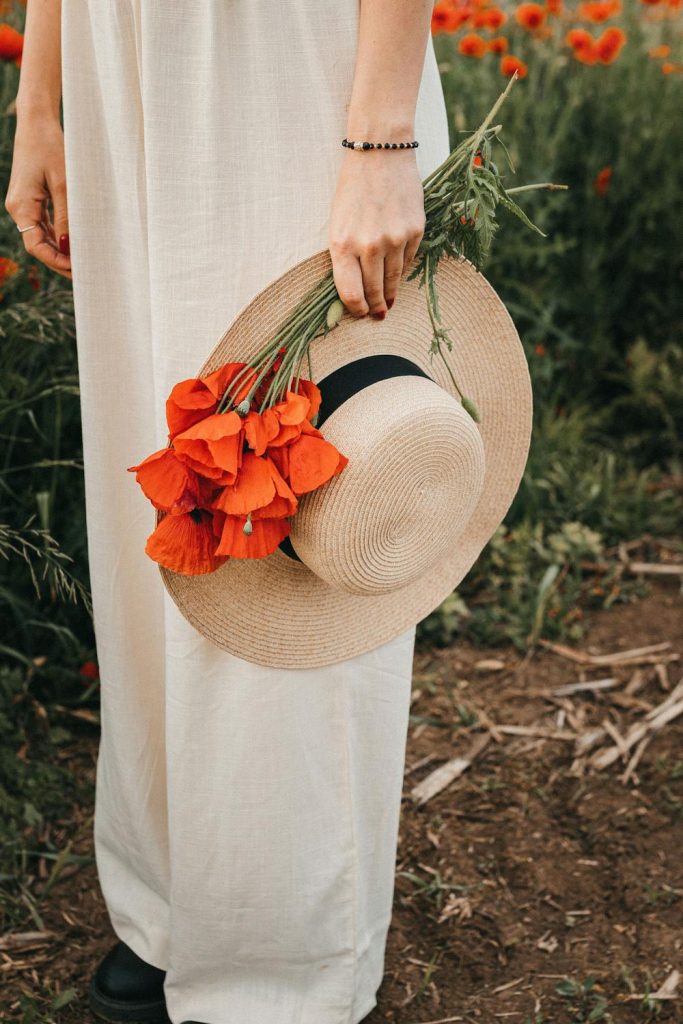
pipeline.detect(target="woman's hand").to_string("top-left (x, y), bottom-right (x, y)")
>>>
top-left (5, 111), bottom-right (72, 280)
top-left (328, 147), bottom-right (426, 319)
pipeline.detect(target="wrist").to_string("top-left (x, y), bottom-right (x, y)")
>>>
top-left (344, 112), bottom-right (415, 140)
top-left (15, 92), bottom-right (61, 123)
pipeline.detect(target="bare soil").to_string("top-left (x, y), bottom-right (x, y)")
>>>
top-left (2, 580), bottom-right (682, 1023)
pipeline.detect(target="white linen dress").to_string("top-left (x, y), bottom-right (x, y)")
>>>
top-left (59, 3), bottom-right (450, 1022)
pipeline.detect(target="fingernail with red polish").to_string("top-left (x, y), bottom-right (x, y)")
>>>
top-left (59, 233), bottom-right (70, 256)
top-left (387, 298), bottom-right (394, 309)
top-left (372, 310), bottom-right (386, 321)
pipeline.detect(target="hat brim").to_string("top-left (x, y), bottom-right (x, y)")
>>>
top-left (158, 248), bottom-right (533, 668)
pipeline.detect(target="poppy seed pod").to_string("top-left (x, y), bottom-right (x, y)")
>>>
top-left (326, 298), bottom-right (344, 329)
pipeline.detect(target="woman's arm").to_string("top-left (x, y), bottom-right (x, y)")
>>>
top-left (5, 0), bottom-right (71, 279)
top-left (328, 0), bottom-right (434, 320)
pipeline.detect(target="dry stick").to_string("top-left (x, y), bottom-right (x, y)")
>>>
top-left (620, 734), bottom-right (651, 785)
top-left (573, 676), bottom-right (683, 761)
top-left (628, 562), bottom-right (683, 576)
top-left (602, 718), bottom-right (630, 757)
top-left (495, 724), bottom-right (576, 740)
top-left (410, 733), bottom-right (491, 805)
top-left (0, 931), bottom-right (54, 950)
top-left (590, 684), bottom-right (683, 770)
top-left (552, 677), bottom-right (617, 696)
top-left (624, 968), bottom-right (680, 1002)
top-left (538, 639), bottom-right (674, 667)
top-left (409, 1017), bottom-right (464, 1024)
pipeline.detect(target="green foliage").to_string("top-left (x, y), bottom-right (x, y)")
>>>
top-left (434, 4), bottom-right (683, 464)
top-left (0, 664), bottom-right (95, 929)
top-left (0, 54), bottom-right (93, 674)
top-left (418, 404), bottom-right (681, 650)
top-left (555, 976), bottom-right (610, 1022)
top-left (417, 8), bottom-right (683, 649)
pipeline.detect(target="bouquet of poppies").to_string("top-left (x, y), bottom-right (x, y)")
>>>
top-left (127, 356), bottom-right (349, 574)
top-left (128, 75), bottom-right (565, 575)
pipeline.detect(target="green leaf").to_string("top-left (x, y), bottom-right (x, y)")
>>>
top-left (52, 987), bottom-right (78, 1009)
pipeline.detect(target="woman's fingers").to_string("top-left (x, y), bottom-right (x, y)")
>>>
top-left (402, 221), bottom-right (425, 278)
top-left (8, 191), bottom-right (72, 280)
top-left (333, 240), bottom-right (409, 319)
top-left (46, 163), bottom-right (70, 257)
top-left (328, 151), bottom-right (426, 317)
top-left (330, 247), bottom-right (369, 318)
top-left (4, 116), bottom-right (73, 279)
top-left (359, 243), bottom-right (388, 318)
top-left (383, 243), bottom-right (405, 310)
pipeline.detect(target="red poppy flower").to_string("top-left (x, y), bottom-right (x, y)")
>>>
top-left (243, 407), bottom-right (281, 455)
top-left (127, 446), bottom-right (201, 513)
top-left (145, 508), bottom-right (229, 574)
top-left (500, 54), bottom-right (529, 77)
top-left (488, 35), bottom-right (509, 53)
top-left (172, 410), bottom-right (244, 481)
top-left (458, 32), bottom-right (488, 57)
top-left (595, 26), bottom-right (626, 62)
top-left (515, 3), bottom-right (546, 29)
top-left (202, 361), bottom-right (259, 405)
top-left (213, 513), bottom-right (292, 559)
top-left (432, 3), bottom-right (463, 33)
top-left (166, 377), bottom-right (219, 439)
top-left (0, 24), bottom-right (23, 61)
top-left (210, 452), bottom-right (297, 518)
top-left (473, 7), bottom-right (507, 29)
top-left (566, 27), bottom-right (599, 61)
top-left (286, 421), bottom-right (349, 495)
top-left (593, 166), bottom-right (612, 196)
top-left (577, 0), bottom-right (621, 22)
top-left (79, 659), bottom-right (99, 682)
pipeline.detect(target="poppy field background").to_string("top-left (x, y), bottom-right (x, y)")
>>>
top-left (0, 1), bottom-right (681, 1020)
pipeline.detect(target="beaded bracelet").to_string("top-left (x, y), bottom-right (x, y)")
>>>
top-left (342, 138), bottom-right (419, 151)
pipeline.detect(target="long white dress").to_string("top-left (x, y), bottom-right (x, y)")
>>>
top-left (60, 3), bottom-right (451, 1022)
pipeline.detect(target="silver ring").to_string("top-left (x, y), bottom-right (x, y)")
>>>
top-left (17, 222), bottom-right (40, 233)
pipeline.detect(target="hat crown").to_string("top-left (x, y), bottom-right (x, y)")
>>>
top-left (289, 376), bottom-right (486, 596)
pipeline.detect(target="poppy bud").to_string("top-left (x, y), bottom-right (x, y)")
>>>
top-left (326, 298), bottom-right (344, 329)
top-left (236, 399), bottom-right (251, 416)
top-left (461, 396), bottom-right (481, 423)
top-left (243, 512), bottom-right (253, 536)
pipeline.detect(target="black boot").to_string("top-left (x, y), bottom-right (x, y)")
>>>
top-left (88, 940), bottom-right (169, 1023)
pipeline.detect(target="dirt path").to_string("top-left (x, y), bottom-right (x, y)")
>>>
top-left (3, 581), bottom-right (682, 1023)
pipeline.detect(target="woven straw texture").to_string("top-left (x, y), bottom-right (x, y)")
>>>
top-left (158, 248), bottom-right (533, 668)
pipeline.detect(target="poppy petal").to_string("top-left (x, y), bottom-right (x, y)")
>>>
top-left (298, 378), bottom-right (322, 420)
top-left (267, 444), bottom-right (290, 480)
top-left (211, 452), bottom-right (277, 515)
top-left (127, 447), bottom-right (199, 513)
top-left (266, 421), bottom-right (302, 448)
top-left (274, 389), bottom-right (311, 426)
top-left (214, 515), bottom-right (291, 558)
top-left (174, 411), bottom-right (243, 477)
top-left (243, 408), bottom-right (281, 455)
top-left (287, 434), bottom-right (348, 494)
top-left (251, 457), bottom-right (298, 518)
top-left (203, 362), bottom-right (257, 404)
top-left (145, 510), bottom-right (227, 574)
top-left (175, 410), bottom-right (243, 442)
top-left (166, 378), bottom-right (217, 438)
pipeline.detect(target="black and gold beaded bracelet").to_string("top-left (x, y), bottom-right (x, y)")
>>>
top-left (342, 138), bottom-right (419, 151)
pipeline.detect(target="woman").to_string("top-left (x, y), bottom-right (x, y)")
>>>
top-left (6, 2), bottom-right (450, 1021)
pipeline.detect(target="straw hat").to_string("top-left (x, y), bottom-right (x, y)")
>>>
top-left (157, 248), bottom-right (532, 668)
